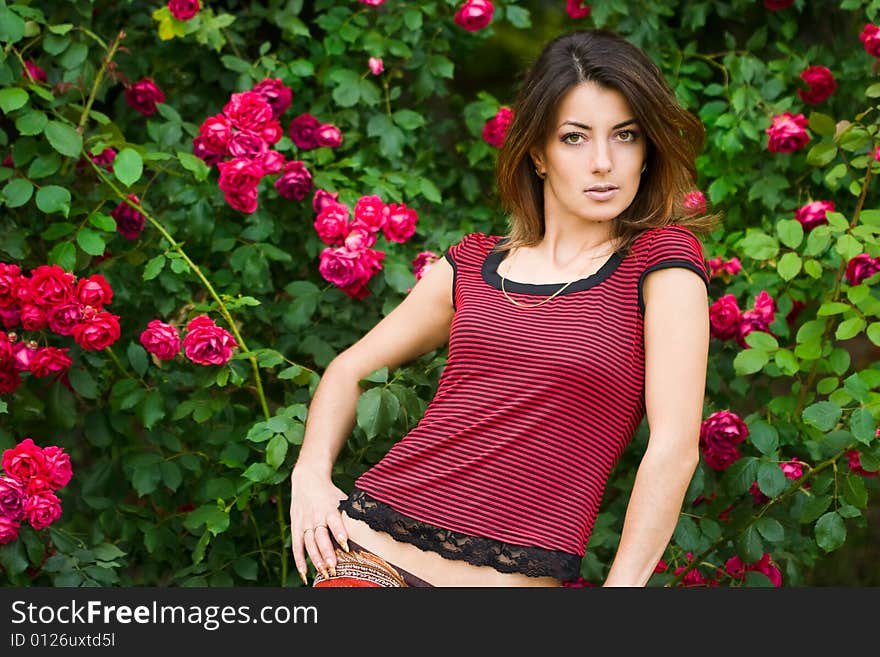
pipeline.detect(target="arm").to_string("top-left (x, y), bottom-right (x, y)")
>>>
top-left (289, 256), bottom-right (455, 584)
top-left (602, 267), bottom-right (709, 587)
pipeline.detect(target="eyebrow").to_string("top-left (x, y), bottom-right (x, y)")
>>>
top-left (560, 119), bottom-right (638, 130)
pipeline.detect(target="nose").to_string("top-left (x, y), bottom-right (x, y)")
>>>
top-left (590, 139), bottom-right (612, 174)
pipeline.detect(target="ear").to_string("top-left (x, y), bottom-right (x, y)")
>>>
top-left (529, 147), bottom-right (545, 171)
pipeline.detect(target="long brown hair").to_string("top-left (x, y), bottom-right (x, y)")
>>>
top-left (495, 29), bottom-right (720, 254)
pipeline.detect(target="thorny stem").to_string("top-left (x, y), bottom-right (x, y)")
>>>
top-left (78, 30), bottom-right (125, 133)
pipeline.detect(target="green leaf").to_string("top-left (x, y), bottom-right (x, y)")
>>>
top-left (0, 541), bottom-right (29, 576)
top-left (184, 505), bottom-right (230, 536)
top-left (776, 219), bottom-right (803, 249)
top-left (0, 6), bottom-right (27, 44)
top-left (756, 517), bottom-right (785, 542)
top-left (76, 227), bottom-right (106, 256)
top-left (89, 212), bottom-right (116, 232)
top-left (817, 301), bottom-right (851, 316)
top-left (723, 456), bottom-right (759, 496)
top-left (131, 461), bottom-right (161, 497)
top-left (672, 516), bottom-right (701, 552)
top-left (242, 462), bottom-right (274, 482)
top-left (44, 121), bottom-right (82, 158)
top-left (177, 151), bottom-right (210, 181)
top-left (420, 177), bottom-right (442, 203)
top-left (835, 317), bottom-right (865, 341)
top-left (0, 87), bottom-right (28, 113)
top-left (139, 391), bottom-right (165, 429)
top-left (2, 177), bottom-right (33, 207)
top-left (15, 109), bottom-right (47, 135)
top-left (842, 474), bottom-right (868, 508)
top-left (809, 112), bottom-right (836, 137)
top-left (114, 148), bottom-right (143, 187)
top-left (733, 348), bottom-right (768, 375)
top-left (748, 420), bottom-right (778, 455)
top-left (757, 461), bottom-right (788, 497)
top-left (735, 525), bottom-right (764, 564)
top-left (356, 387), bottom-right (400, 440)
top-left (739, 231), bottom-right (779, 260)
top-left (806, 141), bottom-right (837, 167)
top-left (850, 407), bottom-right (877, 444)
top-left (265, 434), bottom-right (288, 468)
top-left (744, 331), bottom-right (778, 351)
top-left (127, 342), bottom-right (149, 376)
top-left (47, 241), bottom-right (75, 271)
top-left (392, 109), bottom-right (426, 130)
top-left (815, 511), bottom-right (846, 552)
top-left (143, 255), bottom-right (166, 280)
top-left (35, 185), bottom-right (71, 216)
top-left (777, 252), bottom-right (801, 281)
top-left (799, 494), bottom-right (832, 523)
top-left (802, 401), bottom-right (842, 432)
top-left (68, 366), bottom-right (99, 399)
top-left (868, 322), bottom-right (880, 347)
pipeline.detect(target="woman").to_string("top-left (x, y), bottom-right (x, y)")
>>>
top-left (289, 28), bottom-right (718, 587)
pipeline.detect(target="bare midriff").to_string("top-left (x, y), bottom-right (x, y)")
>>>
top-left (341, 511), bottom-right (563, 587)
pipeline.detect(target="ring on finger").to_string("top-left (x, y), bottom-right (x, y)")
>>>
top-left (303, 527), bottom-right (314, 537)
top-left (314, 524), bottom-right (328, 531)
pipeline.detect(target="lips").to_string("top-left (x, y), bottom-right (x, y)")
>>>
top-left (585, 184), bottom-right (619, 192)
top-left (584, 184), bottom-right (619, 201)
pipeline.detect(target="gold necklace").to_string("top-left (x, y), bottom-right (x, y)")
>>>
top-left (499, 244), bottom-right (615, 309)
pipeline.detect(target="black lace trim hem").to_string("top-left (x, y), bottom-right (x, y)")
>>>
top-left (338, 488), bottom-right (581, 581)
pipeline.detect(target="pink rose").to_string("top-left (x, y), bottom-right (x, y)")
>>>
top-left (1, 438), bottom-right (47, 486)
top-left (798, 66), bottom-right (836, 105)
top-left (699, 410), bottom-right (748, 471)
top-left (226, 130), bottom-right (269, 159)
top-left (0, 263), bottom-right (22, 308)
top-left (454, 0), bottom-right (494, 32)
top-left (41, 446), bottom-right (72, 490)
top-left (260, 120), bottom-right (284, 145)
top-left (23, 60), bottom-right (47, 83)
top-left (413, 251), bottom-right (440, 281)
top-left (343, 228), bottom-right (377, 251)
top-left (561, 576), bottom-right (594, 587)
top-left (217, 157), bottom-right (263, 213)
top-left (197, 114), bottom-right (233, 155)
top-left (89, 147), bottom-right (117, 172)
top-left (751, 553), bottom-right (782, 587)
top-left (28, 347), bottom-right (71, 378)
top-left (288, 113), bottom-right (321, 150)
top-left (182, 315), bottom-right (238, 366)
top-left (274, 160), bottom-right (313, 201)
top-left (381, 203), bottom-right (418, 243)
top-left (71, 310), bottom-right (121, 350)
top-left (765, 112), bottom-right (810, 153)
top-left (318, 246), bottom-right (385, 299)
top-left (314, 204), bottom-right (351, 246)
top-left (111, 194), bottom-right (146, 240)
top-left (368, 57), bottom-right (384, 75)
top-left (192, 135), bottom-right (224, 166)
top-left (764, 0), bottom-right (793, 9)
top-left (223, 91), bottom-right (273, 131)
top-left (0, 476), bottom-right (25, 520)
top-left (316, 123), bottom-right (343, 148)
top-left (24, 490), bottom-right (62, 530)
top-left (140, 319), bottom-right (181, 361)
top-left (0, 515), bottom-right (19, 544)
top-left (0, 366), bottom-right (21, 394)
top-left (19, 305), bottom-right (47, 332)
top-left (29, 264), bottom-right (75, 308)
top-left (353, 195), bottom-right (387, 233)
top-left (251, 78), bottom-right (293, 119)
top-left (860, 23), bottom-right (880, 57)
top-left (47, 302), bottom-right (82, 337)
top-left (75, 274), bottom-right (113, 308)
top-left (125, 78), bottom-right (166, 116)
top-left (780, 458), bottom-right (805, 480)
top-left (709, 294), bottom-right (741, 340)
top-left (795, 200), bottom-right (834, 231)
top-left (682, 190), bottom-right (707, 215)
top-left (846, 449), bottom-right (879, 477)
top-left (3, 308), bottom-right (21, 329)
top-left (845, 253), bottom-right (880, 286)
top-left (0, 333), bottom-right (11, 368)
top-left (566, 1), bottom-right (592, 19)
top-left (313, 189), bottom-right (341, 213)
top-left (359, 0), bottom-right (385, 4)
top-left (168, 0), bottom-right (200, 21)
top-left (12, 341), bottom-right (36, 372)
top-left (482, 106), bottom-right (513, 148)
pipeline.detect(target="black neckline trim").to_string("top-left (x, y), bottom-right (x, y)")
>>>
top-left (482, 236), bottom-right (624, 295)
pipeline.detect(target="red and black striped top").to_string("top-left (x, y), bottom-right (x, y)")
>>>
top-left (352, 224), bottom-right (710, 559)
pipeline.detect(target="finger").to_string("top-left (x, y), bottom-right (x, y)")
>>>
top-left (290, 523), bottom-right (309, 586)
top-left (313, 524), bottom-right (337, 575)
top-left (303, 527), bottom-right (326, 579)
top-left (326, 512), bottom-right (350, 553)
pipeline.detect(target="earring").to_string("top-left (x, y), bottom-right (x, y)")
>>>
top-left (535, 167), bottom-right (546, 179)
top-left (640, 162), bottom-right (647, 174)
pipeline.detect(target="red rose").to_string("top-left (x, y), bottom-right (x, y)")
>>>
top-left (798, 66), bottom-right (836, 105)
top-left (315, 123), bottom-right (343, 148)
top-left (192, 135), bottom-right (224, 166)
top-left (275, 160), bottom-right (314, 201)
top-left (11, 341), bottom-right (36, 372)
top-left (182, 315), bottom-right (238, 366)
top-left (46, 302), bottom-right (83, 336)
top-left (682, 190), bottom-right (707, 216)
top-left (709, 294), bottom-right (741, 340)
top-left (260, 120), bottom-right (284, 145)
top-left (24, 490), bottom-right (62, 530)
top-left (343, 228), bottom-right (377, 251)
top-left (71, 310), bottom-right (121, 350)
top-left (1, 438), bottom-right (47, 486)
top-left (413, 251), bottom-right (440, 281)
top-left (23, 60), bottom-right (47, 83)
top-left (89, 147), bottom-right (117, 172)
top-left (845, 253), bottom-right (880, 286)
top-left (28, 347), bottom-right (71, 378)
top-left (217, 157), bottom-right (263, 213)
top-left (381, 203), bottom-right (418, 243)
top-left (29, 264), bottom-right (75, 308)
top-left (313, 189), bottom-right (341, 214)
top-left (0, 476), bottom-right (25, 520)
top-left (197, 114), bottom-right (233, 156)
top-left (125, 78), bottom-right (166, 116)
top-left (254, 150), bottom-right (285, 174)
top-left (314, 204), bottom-right (351, 246)
top-left (765, 112), bottom-right (810, 153)
top-left (75, 274), bottom-right (113, 308)
top-left (566, 0), bottom-right (591, 19)
top-left (860, 23), bottom-right (880, 57)
top-left (0, 263), bottom-right (22, 308)
top-left (19, 304), bottom-right (47, 331)
top-left (846, 449), bottom-right (879, 477)
top-left (42, 445), bottom-right (72, 490)
top-left (352, 195), bottom-right (387, 233)
top-left (454, 0), bottom-right (494, 32)
top-left (226, 130), bottom-right (269, 159)
top-left (168, 0), bottom-right (200, 21)
top-left (482, 107), bottom-right (513, 148)
top-left (288, 113), bottom-right (321, 150)
top-left (223, 91), bottom-right (273, 131)
top-left (699, 410), bottom-right (748, 471)
top-left (0, 515), bottom-right (19, 544)
top-left (318, 246), bottom-right (385, 299)
top-left (0, 366), bottom-right (21, 394)
top-left (794, 200), bottom-right (833, 231)
top-left (139, 319), bottom-right (181, 361)
top-left (764, 0), bottom-right (793, 9)
top-left (251, 78), bottom-right (293, 119)
top-left (111, 194), bottom-right (146, 240)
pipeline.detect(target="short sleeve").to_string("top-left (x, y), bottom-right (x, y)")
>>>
top-left (443, 232), bottom-right (489, 310)
top-left (637, 224), bottom-right (710, 315)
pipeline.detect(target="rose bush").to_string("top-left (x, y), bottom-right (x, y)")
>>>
top-left (0, 0), bottom-right (878, 588)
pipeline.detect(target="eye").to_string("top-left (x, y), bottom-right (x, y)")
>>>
top-left (616, 129), bottom-right (640, 142)
top-left (562, 132), bottom-right (585, 145)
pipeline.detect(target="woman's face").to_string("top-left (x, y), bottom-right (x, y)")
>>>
top-left (531, 81), bottom-right (647, 227)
